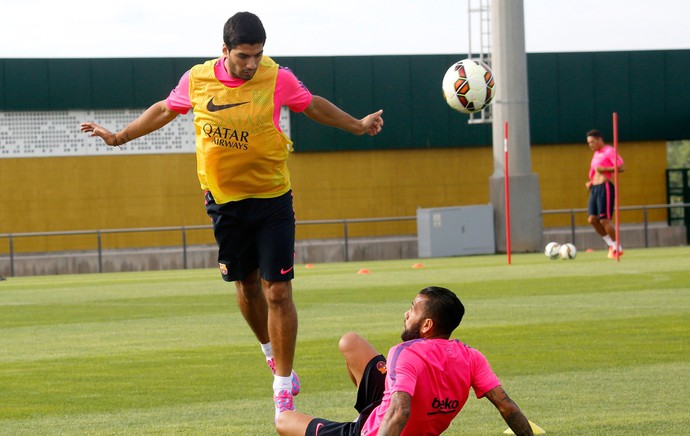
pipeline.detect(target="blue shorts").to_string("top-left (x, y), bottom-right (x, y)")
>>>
top-left (588, 181), bottom-right (615, 220)
top-left (205, 190), bottom-right (295, 282)
top-left (305, 355), bottom-right (387, 436)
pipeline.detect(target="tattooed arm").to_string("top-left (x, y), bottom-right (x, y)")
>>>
top-left (484, 385), bottom-right (534, 436)
top-left (378, 391), bottom-right (412, 436)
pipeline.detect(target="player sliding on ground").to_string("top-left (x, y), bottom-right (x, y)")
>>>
top-left (276, 286), bottom-right (536, 436)
top-left (80, 11), bottom-right (383, 423)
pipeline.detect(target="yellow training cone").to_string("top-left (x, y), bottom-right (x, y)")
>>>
top-left (504, 420), bottom-right (545, 434)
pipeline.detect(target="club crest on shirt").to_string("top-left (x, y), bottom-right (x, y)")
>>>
top-left (376, 360), bottom-right (387, 375)
top-left (219, 263), bottom-right (228, 276)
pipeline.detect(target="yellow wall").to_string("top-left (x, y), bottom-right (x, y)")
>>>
top-left (0, 141), bottom-right (667, 251)
top-left (0, 155), bottom-right (211, 251)
top-left (290, 148), bottom-right (492, 239)
top-left (533, 141), bottom-right (667, 226)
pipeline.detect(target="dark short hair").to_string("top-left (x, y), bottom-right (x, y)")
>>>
top-left (223, 12), bottom-right (266, 49)
top-left (586, 129), bottom-right (604, 139)
top-left (418, 286), bottom-right (465, 336)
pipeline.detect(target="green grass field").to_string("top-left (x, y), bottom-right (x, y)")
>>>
top-left (1, 246), bottom-right (689, 435)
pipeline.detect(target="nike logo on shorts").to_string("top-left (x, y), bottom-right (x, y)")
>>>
top-left (280, 266), bottom-right (294, 275)
top-left (206, 98), bottom-right (249, 112)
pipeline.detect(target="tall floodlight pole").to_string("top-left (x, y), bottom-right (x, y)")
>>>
top-left (489, 0), bottom-right (543, 252)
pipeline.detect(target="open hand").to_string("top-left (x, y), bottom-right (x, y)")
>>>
top-left (80, 122), bottom-right (119, 146)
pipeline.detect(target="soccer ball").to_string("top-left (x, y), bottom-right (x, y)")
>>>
top-left (442, 59), bottom-right (496, 114)
top-left (559, 243), bottom-right (577, 260)
top-left (544, 242), bottom-right (561, 260)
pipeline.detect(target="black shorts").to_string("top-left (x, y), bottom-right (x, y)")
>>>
top-left (305, 355), bottom-right (387, 436)
top-left (205, 190), bottom-right (295, 282)
top-left (588, 181), bottom-right (615, 220)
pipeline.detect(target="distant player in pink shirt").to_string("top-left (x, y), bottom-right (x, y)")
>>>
top-left (585, 129), bottom-right (625, 258)
top-left (276, 286), bottom-right (535, 436)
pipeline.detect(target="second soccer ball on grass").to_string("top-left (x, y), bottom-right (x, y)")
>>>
top-left (544, 242), bottom-right (561, 260)
top-left (559, 243), bottom-right (577, 260)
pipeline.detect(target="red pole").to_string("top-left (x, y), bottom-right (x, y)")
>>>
top-left (613, 113), bottom-right (620, 262)
top-left (504, 121), bottom-right (511, 265)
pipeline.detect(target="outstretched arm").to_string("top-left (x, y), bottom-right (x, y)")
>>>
top-left (303, 95), bottom-right (383, 136)
top-left (377, 391), bottom-right (411, 436)
top-left (484, 385), bottom-right (534, 436)
top-left (80, 100), bottom-right (179, 146)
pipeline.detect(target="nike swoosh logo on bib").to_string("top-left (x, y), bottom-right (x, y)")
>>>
top-left (206, 98), bottom-right (250, 112)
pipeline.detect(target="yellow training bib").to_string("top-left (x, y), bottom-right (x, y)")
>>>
top-left (189, 56), bottom-right (294, 203)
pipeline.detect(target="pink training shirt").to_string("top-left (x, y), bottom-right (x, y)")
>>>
top-left (589, 145), bottom-right (624, 181)
top-left (360, 338), bottom-right (501, 436)
top-left (166, 57), bottom-right (312, 131)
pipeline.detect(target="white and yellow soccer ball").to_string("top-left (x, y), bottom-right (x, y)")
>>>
top-left (442, 58), bottom-right (496, 114)
top-left (559, 243), bottom-right (577, 260)
top-left (544, 242), bottom-right (561, 260)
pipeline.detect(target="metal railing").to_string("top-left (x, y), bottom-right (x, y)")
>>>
top-left (0, 225), bottom-right (212, 278)
top-left (1, 204), bottom-right (688, 277)
top-left (295, 216), bottom-right (416, 262)
top-left (541, 203), bottom-right (690, 248)
top-left (0, 216), bottom-right (416, 277)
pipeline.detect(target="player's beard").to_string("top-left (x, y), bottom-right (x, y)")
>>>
top-left (239, 69), bottom-right (257, 80)
top-left (401, 319), bottom-right (424, 342)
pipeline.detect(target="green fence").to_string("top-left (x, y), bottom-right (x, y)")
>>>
top-left (2, 50), bottom-right (689, 150)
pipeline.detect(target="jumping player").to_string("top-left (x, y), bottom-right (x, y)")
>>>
top-left (275, 286), bottom-right (535, 436)
top-left (585, 129), bottom-right (625, 258)
top-left (80, 11), bottom-right (384, 422)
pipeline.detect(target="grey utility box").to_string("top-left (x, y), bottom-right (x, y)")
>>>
top-left (417, 205), bottom-right (495, 258)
